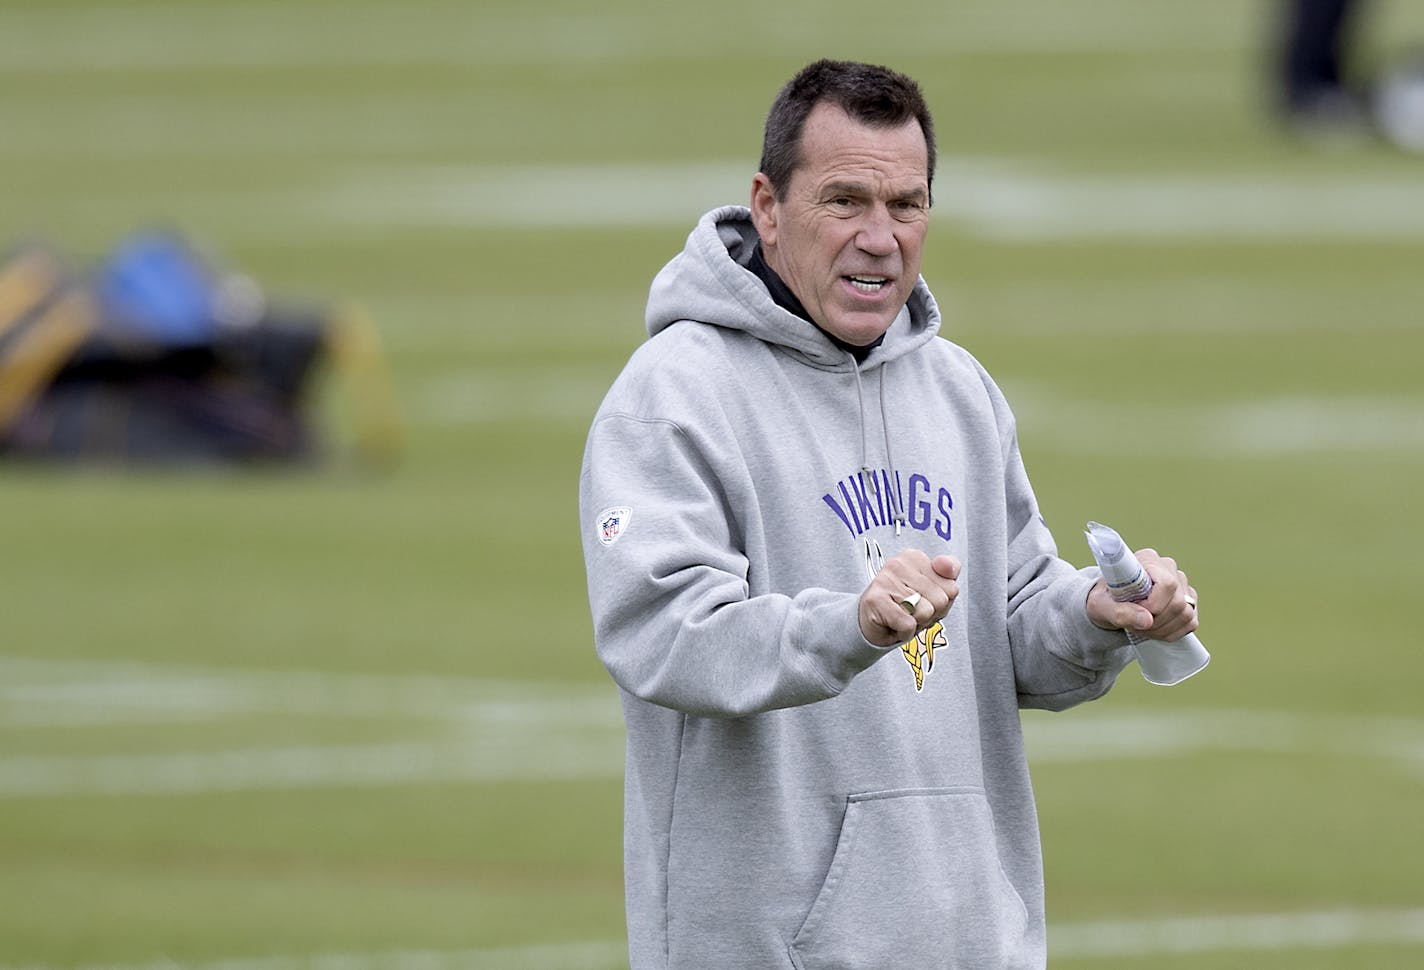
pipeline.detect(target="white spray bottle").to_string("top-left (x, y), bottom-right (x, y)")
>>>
top-left (1084, 521), bottom-right (1210, 686)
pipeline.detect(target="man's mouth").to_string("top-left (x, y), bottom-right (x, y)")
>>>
top-left (846, 275), bottom-right (890, 293)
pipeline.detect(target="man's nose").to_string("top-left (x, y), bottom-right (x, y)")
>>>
top-left (855, 205), bottom-right (898, 256)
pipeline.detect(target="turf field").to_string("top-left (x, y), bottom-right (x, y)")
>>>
top-left (2, 0), bottom-right (1423, 966)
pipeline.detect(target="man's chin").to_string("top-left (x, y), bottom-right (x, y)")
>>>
top-left (822, 312), bottom-right (898, 348)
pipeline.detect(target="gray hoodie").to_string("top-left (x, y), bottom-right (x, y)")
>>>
top-left (580, 206), bottom-right (1133, 970)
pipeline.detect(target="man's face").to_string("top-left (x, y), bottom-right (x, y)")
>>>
top-left (751, 101), bottom-right (931, 347)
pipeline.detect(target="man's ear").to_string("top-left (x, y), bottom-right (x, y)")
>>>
top-left (750, 173), bottom-right (778, 246)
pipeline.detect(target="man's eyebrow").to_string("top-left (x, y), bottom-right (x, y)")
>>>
top-left (891, 184), bottom-right (930, 202)
top-left (819, 180), bottom-right (928, 201)
top-left (819, 180), bottom-right (872, 198)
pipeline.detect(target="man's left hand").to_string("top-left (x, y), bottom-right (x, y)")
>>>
top-left (1086, 549), bottom-right (1198, 642)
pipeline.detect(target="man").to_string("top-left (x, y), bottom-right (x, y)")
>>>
top-left (580, 59), bottom-right (1198, 970)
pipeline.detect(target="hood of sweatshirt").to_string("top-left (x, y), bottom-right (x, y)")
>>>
top-left (644, 205), bottom-right (945, 535)
top-left (645, 205), bottom-right (942, 370)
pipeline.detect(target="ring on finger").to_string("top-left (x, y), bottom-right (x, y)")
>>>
top-left (899, 591), bottom-right (922, 615)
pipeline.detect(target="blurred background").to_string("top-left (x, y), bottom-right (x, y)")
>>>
top-left (2, 1), bottom-right (1422, 967)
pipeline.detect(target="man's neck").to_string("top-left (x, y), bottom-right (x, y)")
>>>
top-left (747, 242), bottom-right (883, 362)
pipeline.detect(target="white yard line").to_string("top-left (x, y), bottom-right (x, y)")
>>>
top-left (408, 364), bottom-right (1424, 462)
top-left (0, 739), bottom-right (626, 798)
top-left (0, 940), bottom-right (632, 970)
top-left (10, 158), bottom-right (1424, 246)
top-left (0, 657), bottom-right (620, 728)
top-left (318, 159), bottom-right (1424, 240)
top-left (0, 658), bottom-right (627, 795)
top-left (1051, 908), bottom-right (1424, 957)
top-left (936, 167), bottom-right (1424, 241)
top-left (1001, 387), bottom-right (1424, 458)
top-left (2, 909), bottom-right (1422, 969)
top-left (2, 657), bottom-right (1423, 796)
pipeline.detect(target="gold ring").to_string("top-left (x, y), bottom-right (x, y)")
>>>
top-left (899, 591), bottom-right (922, 615)
top-left (1185, 594), bottom-right (1198, 609)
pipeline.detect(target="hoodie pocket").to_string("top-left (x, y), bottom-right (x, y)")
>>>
top-left (788, 787), bottom-right (1032, 970)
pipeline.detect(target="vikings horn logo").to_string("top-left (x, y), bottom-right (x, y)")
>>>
top-left (863, 538), bottom-right (947, 692)
top-left (900, 621), bottom-right (945, 692)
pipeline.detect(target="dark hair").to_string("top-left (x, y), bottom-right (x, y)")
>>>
top-left (759, 59), bottom-right (937, 202)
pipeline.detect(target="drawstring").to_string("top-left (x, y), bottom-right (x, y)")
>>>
top-left (851, 356), bottom-right (908, 536)
top-left (879, 369), bottom-right (908, 535)
top-left (851, 361), bottom-right (876, 516)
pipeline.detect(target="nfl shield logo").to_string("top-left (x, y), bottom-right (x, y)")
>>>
top-left (598, 506), bottom-right (632, 546)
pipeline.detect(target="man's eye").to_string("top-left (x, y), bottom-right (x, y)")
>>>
top-left (891, 202), bottom-right (928, 222)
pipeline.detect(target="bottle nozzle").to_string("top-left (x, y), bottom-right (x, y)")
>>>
top-left (1084, 521), bottom-right (1126, 565)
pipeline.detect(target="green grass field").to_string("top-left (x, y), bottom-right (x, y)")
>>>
top-left (3, 1), bottom-right (1423, 966)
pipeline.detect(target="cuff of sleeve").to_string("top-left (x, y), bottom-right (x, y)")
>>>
top-left (793, 589), bottom-right (896, 693)
top-left (1054, 568), bottom-right (1135, 672)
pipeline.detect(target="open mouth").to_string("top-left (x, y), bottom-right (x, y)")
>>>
top-left (846, 275), bottom-right (889, 294)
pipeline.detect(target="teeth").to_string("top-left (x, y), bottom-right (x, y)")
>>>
top-left (848, 276), bottom-right (887, 292)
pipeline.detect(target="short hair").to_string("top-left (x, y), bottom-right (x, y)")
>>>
top-left (759, 59), bottom-right (937, 203)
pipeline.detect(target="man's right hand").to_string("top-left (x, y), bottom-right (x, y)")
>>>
top-left (859, 549), bottom-right (960, 647)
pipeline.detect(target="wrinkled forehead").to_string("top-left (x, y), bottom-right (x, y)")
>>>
top-left (794, 105), bottom-right (929, 195)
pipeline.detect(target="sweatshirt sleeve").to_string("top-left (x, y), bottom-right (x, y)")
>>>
top-left (979, 377), bottom-right (1136, 709)
top-left (580, 410), bottom-right (890, 719)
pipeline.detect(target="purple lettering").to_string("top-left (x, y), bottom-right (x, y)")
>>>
top-left (822, 493), bottom-right (859, 537)
top-left (935, 488), bottom-right (954, 541)
top-left (848, 473), bottom-right (882, 529)
top-left (908, 474), bottom-right (932, 532)
top-left (837, 482), bottom-right (865, 534)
